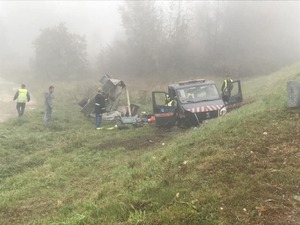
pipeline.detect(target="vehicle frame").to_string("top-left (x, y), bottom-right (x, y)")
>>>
top-left (152, 79), bottom-right (243, 128)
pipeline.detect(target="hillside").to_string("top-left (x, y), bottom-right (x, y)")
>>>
top-left (0, 64), bottom-right (300, 225)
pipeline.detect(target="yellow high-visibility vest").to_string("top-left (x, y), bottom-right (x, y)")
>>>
top-left (224, 79), bottom-right (233, 89)
top-left (166, 100), bottom-right (173, 106)
top-left (17, 89), bottom-right (28, 103)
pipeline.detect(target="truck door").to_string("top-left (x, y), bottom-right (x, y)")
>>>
top-left (152, 91), bottom-right (177, 127)
top-left (226, 80), bottom-right (243, 110)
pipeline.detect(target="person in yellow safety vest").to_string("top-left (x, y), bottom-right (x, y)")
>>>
top-left (13, 84), bottom-right (30, 116)
top-left (165, 94), bottom-right (171, 105)
top-left (221, 76), bottom-right (233, 103)
top-left (187, 92), bottom-right (194, 98)
top-left (165, 95), bottom-right (177, 107)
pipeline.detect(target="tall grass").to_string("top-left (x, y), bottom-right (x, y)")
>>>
top-left (1, 63), bottom-right (300, 225)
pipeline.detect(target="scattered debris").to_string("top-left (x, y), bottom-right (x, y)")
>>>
top-left (79, 74), bottom-right (145, 128)
top-left (255, 206), bottom-right (268, 212)
top-left (293, 195), bottom-right (300, 202)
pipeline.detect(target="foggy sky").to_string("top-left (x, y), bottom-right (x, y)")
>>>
top-left (0, 1), bottom-right (123, 66)
top-left (1, 1), bottom-right (300, 76)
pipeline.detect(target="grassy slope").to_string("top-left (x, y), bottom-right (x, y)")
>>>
top-left (1, 64), bottom-right (300, 225)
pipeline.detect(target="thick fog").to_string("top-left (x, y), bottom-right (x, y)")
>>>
top-left (0, 1), bottom-right (300, 81)
top-left (0, 1), bottom-right (122, 67)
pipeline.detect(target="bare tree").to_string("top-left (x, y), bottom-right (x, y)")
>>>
top-left (162, 1), bottom-right (191, 76)
top-left (98, 1), bottom-right (300, 80)
top-left (120, 1), bottom-right (163, 77)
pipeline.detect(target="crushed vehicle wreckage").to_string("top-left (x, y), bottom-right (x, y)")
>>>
top-left (78, 75), bottom-right (141, 128)
top-left (79, 75), bottom-right (243, 129)
top-left (152, 79), bottom-right (243, 128)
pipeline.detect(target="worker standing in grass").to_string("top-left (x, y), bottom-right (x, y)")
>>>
top-left (221, 76), bottom-right (233, 104)
top-left (44, 86), bottom-right (55, 128)
top-left (13, 84), bottom-right (30, 117)
top-left (94, 87), bottom-right (106, 130)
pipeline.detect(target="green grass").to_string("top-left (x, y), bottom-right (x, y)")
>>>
top-left (1, 63), bottom-right (300, 225)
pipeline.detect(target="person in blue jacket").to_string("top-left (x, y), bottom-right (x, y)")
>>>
top-left (44, 86), bottom-right (55, 128)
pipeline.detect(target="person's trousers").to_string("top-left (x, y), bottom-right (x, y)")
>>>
top-left (44, 108), bottom-right (52, 127)
top-left (95, 113), bottom-right (102, 128)
top-left (16, 102), bottom-right (26, 116)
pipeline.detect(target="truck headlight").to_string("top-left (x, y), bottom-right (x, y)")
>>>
top-left (219, 107), bottom-right (227, 116)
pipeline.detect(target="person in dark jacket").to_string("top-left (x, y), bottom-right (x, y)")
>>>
top-left (13, 84), bottom-right (30, 116)
top-left (95, 87), bottom-right (106, 130)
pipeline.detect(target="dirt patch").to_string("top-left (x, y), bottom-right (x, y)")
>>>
top-left (98, 129), bottom-right (173, 151)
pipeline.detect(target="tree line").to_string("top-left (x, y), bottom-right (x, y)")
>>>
top-left (32, 1), bottom-right (300, 80)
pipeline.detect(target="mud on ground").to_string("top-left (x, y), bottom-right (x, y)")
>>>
top-left (98, 128), bottom-right (180, 151)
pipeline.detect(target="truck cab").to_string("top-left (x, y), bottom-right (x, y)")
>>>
top-left (152, 79), bottom-right (243, 128)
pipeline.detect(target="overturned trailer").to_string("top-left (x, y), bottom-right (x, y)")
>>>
top-left (79, 75), bottom-right (140, 126)
top-left (79, 75), bottom-right (126, 117)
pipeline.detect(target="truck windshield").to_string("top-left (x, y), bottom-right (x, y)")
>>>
top-left (177, 84), bottom-right (220, 103)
